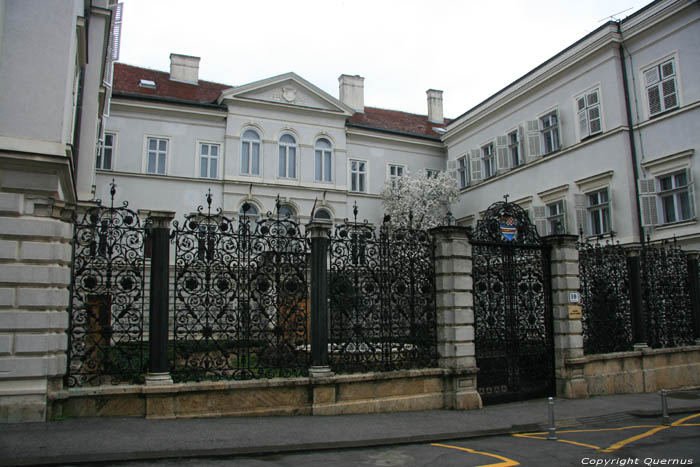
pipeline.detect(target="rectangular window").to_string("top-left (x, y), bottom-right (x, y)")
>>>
top-left (146, 137), bottom-right (167, 175)
top-left (200, 143), bottom-right (219, 179)
top-left (546, 200), bottom-right (566, 234)
top-left (659, 171), bottom-right (692, 224)
top-left (540, 111), bottom-right (560, 154)
top-left (577, 89), bottom-right (602, 139)
top-left (482, 143), bottom-right (495, 178)
top-left (350, 160), bottom-right (367, 193)
top-left (278, 145), bottom-right (296, 178)
top-left (587, 189), bottom-right (611, 235)
top-left (97, 132), bottom-right (115, 170)
top-left (388, 164), bottom-right (404, 187)
top-left (508, 131), bottom-right (520, 167)
top-left (426, 169), bottom-right (440, 179)
top-left (457, 157), bottom-right (468, 189)
top-left (315, 149), bottom-right (332, 182)
top-left (644, 58), bottom-right (678, 117)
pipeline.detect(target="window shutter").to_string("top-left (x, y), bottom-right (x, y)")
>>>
top-left (647, 85), bottom-right (662, 116)
top-left (469, 149), bottom-right (482, 183)
top-left (532, 206), bottom-right (547, 237)
top-left (561, 198), bottom-right (568, 234)
top-left (555, 109), bottom-right (563, 149)
top-left (662, 79), bottom-right (678, 110)
top-left (496, 136), bottom-right (509, 173)
top-left (518, 124), bottom-right (526, 164)
top-left (526, 120), bottom-right (541, 163)
top-left (588, 106), bottom-right (602, 134)
top-left (687, 168), bottom-right (696, 219)
top-left (575, 194), bottom-right (588, 237)
top-left (578, 109), bottom-right (589, 140)
top-left (644, 67), bottom-right (660, 86)
top-left (638, 179), bottom-right (659, 227)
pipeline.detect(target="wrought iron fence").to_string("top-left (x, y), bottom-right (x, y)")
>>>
top-left (66, 182), bottom-right (148, 387)
top-left (578, 240), bottom-right (633, 354)
top-left (328, 209), bottom-right (438, 373)
top-left (640, 241), bottom-right (695, 348)
top-left (578, 237), bottom-right (697, 354)
top-left (171, 193), bottom-right (310, 382)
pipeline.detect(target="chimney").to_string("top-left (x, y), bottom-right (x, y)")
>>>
top-left (426, 89), bottom-right (444, 124)
top-left (338, 74), bottom-right (365, 113)
top-left (169, 53), bottom-right (200, 85)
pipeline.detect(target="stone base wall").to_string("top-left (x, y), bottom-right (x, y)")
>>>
top-left (49, 369), bottom-right (453, 420)
top-left (564, 345), bottom-right (700, 397)
top-left (0, 192), bottom-right (72, 422)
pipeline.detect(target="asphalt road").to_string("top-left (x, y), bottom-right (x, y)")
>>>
top-left (59, 412), bottom-right (700, 467)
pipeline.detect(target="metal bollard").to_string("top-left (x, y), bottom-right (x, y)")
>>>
top-left (547, 397), bottom-right (557, 440)
top-left (660, 389), bottom-right (670, 426)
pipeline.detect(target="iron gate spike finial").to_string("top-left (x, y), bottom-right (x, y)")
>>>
top-left (353, 201), bottom-right (358, 223)
top-left (109, 179), bottom-right (116, 207)
top-left (503, 194), bottom-right (510, 203)
top-left (206, 189), bottom-right (212, 213)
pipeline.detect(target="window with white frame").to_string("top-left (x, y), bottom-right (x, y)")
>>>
top-left (577, 89), bottom-right (602, 139)
top-left (241, 130), bottom-right (261, 176)
top-left (199, 143), bottom-right (219, 179)
top-left (644, 58), bottom-right (678, 117)
top-left (349, 159), bottom-right (367, 193)
top-left (426, 168), bottom-right (440, 179)
top-left (146, 137), bottom-right (168, 175)
top-left (540, 111), bottom-right (560, 154)
top-left (388, 164), bottom-right (405, 187)
top-left (457, 156), bottom-right (468, 189)
top-left (546, 200), bottom-right (566, 234)
top-left (278, 204), bottom-right (296, 219)
top-left (482, 143), bottom-right (495, 178)
top-left (97, 132), bottom-right (115, 170)
top-left (508, 131), bottom-right (520, 167)
top-left (278, 134), bottom-right (297, 179)
top-left (587, 189), bottom-right (611, 236)
top-left (314, 138), bottom-right (333, 182)
top-left (659, 171), bottom-right (693, 224)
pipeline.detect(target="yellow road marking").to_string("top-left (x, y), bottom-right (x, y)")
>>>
top-left (431, 443), bottom-right (520, 467)
top-left (512, 413), bottom-right (700, 454)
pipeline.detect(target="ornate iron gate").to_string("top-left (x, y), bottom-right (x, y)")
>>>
top-left (66, 183), bottom-right (147, 387)
top-left (471, 200), bottom-right (554, 404)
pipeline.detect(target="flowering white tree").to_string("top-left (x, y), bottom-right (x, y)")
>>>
top-left (380, 169), bottom-right (460, 229)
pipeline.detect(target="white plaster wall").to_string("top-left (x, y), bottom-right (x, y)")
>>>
top-left (0, 0), bottom-right (81, 145)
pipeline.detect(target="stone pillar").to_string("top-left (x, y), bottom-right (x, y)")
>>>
top-left (0, 193), bottom-right (73, 422)
top-left (430, 226), bottom-right (481, 410)
top-left (544, 235), bottom-right (588, 399)
top-left (145, 211), bottom-right (175, 386)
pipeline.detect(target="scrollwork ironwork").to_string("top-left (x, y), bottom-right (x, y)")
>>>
top-left (640, 241), bottom-right (695, 348)
top-left (66, 181), bottom-right (147, 387)
top-left (472, 199), bottom-right (553, 404)
top-left (172, 192), bottom-right (310, 382)
top-left (328, 207), bottom-right (437, 373)
top-left (577, 239), bottom-right (634, 354)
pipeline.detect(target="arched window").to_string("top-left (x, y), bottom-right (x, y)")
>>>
top-left (314, 208), bottom-right (332, 220)
top-left (278, 204), bottom-right (296, 219)
top-left (314, 138), bottom-right (333, 183)
top-left (241, 130), bottom-right (261, 176)
top-left (239, 203), bottom-right (259, 218)
top-left (278, 134), bottom-right (297, 179)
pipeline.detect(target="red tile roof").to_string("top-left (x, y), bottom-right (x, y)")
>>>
top-left (112, 63), bottom-right (448, 139)
top-left (348, 107), bottom-right (449, 140)
top-left (113, 63), bottom-right (230, 104)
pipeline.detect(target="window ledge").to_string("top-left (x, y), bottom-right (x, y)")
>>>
top-left (655, 218), bottom-right (697, 231)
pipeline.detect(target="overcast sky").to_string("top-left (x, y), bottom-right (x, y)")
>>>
top-left (118, 0), bottom-right (652, 118)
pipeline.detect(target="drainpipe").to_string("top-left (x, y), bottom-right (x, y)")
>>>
top-left (617, 21), bottom-right (645, 243)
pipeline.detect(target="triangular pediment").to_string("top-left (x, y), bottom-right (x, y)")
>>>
top-left (218, 73), bottom-right (354, 116)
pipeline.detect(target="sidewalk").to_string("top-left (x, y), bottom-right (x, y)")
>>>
top-left (2, 390), bottom-right (699, 466)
